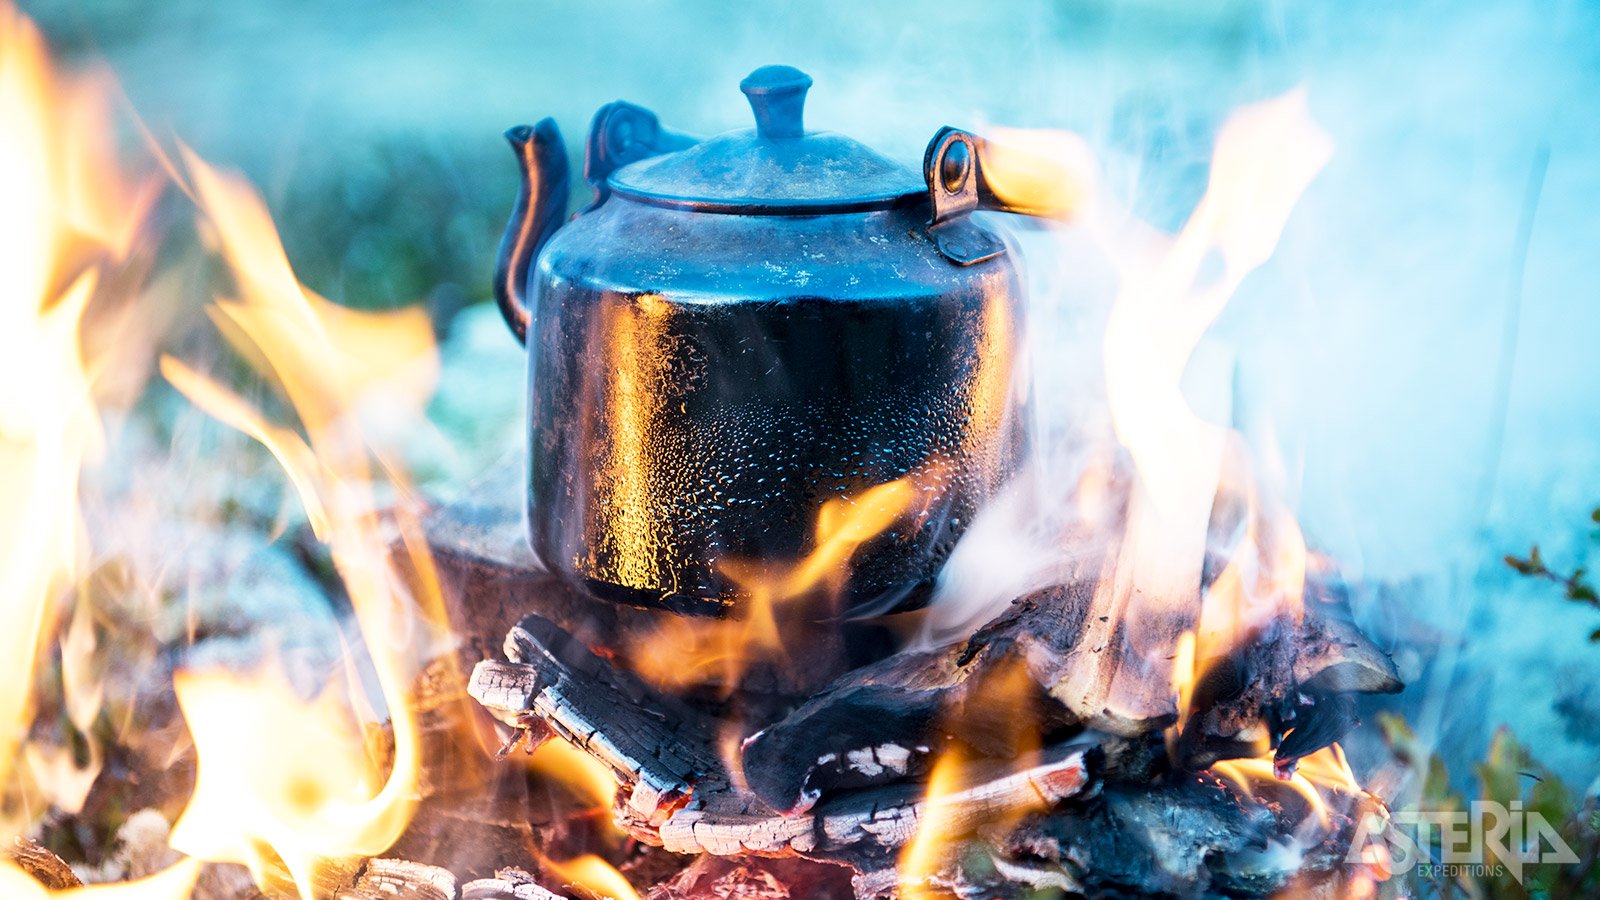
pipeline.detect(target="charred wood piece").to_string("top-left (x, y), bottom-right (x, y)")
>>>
top-left (651, 742), bottom-right (1094, 860)
top-left (462, 867), bottom-right (563, 900)
top-left (1271, 690), bottom-right (1361, 768)
top-left (470, 614), bottom-right (725, 823)
top-left (337, 858), bottom-right (458, 900)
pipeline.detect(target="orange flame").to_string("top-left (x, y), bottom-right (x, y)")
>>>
top-left (1210, 744), bottom-right (1364, 832)
top-left (0, 0), bottom-right (166, 834)
top-left (546, 855), bottom-right (641, 900)
top-left (898, 749), bottom-right (968, 900)
top-left (630, 476), bottom-right (919, 694)
top-left (526, 739), bottom-right (619, 814)
top-left (160, 149), bottom-right (442, 897)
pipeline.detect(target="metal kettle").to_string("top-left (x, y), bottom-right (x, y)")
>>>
top-left (494, 65), bottom-right (1051, 617)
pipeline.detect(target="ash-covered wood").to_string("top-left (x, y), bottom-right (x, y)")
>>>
top-left (1003, 775), bottom-right (1381, 899)
top-left (473, 614), bottom-right (719, 823)
top-left (469, 615), bottom-right (1096, 870)
top-left (337, 858), bottom-right (458, 900)
top-left (646, 855), bottom-right (855, 900)
top-left (462, 867), bottom-right (562, 900)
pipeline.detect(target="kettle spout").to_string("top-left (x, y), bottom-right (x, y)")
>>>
top-left (494, 119), bottom-right (569, 345)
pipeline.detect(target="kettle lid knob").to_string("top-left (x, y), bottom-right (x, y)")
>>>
top-left (740, 65), bottom-right (811, 140)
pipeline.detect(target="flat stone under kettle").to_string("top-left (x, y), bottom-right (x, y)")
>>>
top-left (494, 65), bottom-right (1060, 617)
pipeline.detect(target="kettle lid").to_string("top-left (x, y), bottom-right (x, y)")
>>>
top-left (606, 66), bottom-right (925, 215)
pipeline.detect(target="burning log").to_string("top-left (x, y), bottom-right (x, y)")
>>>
top-left (469, 615), bottom-right (1096, 870)
top-left (338, 859), bottom-right (458, 900)
top-left (743, 569), bottom-right (1398, 813)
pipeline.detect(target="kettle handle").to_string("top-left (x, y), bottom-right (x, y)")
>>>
top-left (494, 119), bottom-right (569, 345)
top-left (923, 126), bottom-right (1080, 266)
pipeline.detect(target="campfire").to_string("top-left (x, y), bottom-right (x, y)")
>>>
top-left (2, 3), bottom-right (1455, 898)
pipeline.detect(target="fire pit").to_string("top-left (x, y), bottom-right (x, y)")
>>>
top-left (8, 3), bottom-right (1600, 900)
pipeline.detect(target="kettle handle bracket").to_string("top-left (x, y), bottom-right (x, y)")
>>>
top-left (583, 101), bottom-right (697, 212)
top-left (923, 127), bottom-right (1007, 266)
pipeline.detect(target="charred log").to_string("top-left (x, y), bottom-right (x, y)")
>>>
top-left (461, 868), bottom-right (563, 900)
top-left (469, 615), bottom-right (1096, 870)
top-left (6, 836), bottom-right (82, 890)
top-left (646, 855), bottom-right (856, 900)
top-left (337, 859), bottom-right (457, 900)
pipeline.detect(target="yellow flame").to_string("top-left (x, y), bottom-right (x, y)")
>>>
top-left (0, 0), bottom-right (165, 831)
top-left (1169, 630), bottom-right (1199, 743)
top-left (1106, 87), bottom-right (1331, 524)
top-left (1209, 744), bottom-right (1363, 832)
top-left (160, 150), bottom-right (441, 898)
top-left (1294, 742), bottom-right (1361, 794)
top-left (630, 476), bottom-right (918, 694)
top-left (170, 665), bottom-right (387, 884)
top-left (0, 858), bottom-right (200, 899)
top-left (527, 739), bottom-right (618, 813)
top-left (1094, 90), bottom-right (1331, 699)
top-left (1212, 757), bottom-right (1329, 827)
top-left (898, 750), bottom-right (968, 900)
top-left (546, 855), bottom-right (641, 900)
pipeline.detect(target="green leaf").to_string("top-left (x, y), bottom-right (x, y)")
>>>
top-left (1590, 506), bottom-right (1600, 525)
top-left (1590, 627), bottom-right (1600, 642)
top-left (1506, 554), bottom-right (1538, 575)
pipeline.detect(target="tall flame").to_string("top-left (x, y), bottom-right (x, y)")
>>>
top-left (1096, 89), bottom-right (1332, 724)
top-left (0, 0), bottom-right (160, 831)
top-left (0, 3), bottom-right (204, 895)
top-left (160, 149), bottom-right (442, 897)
